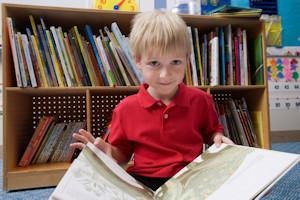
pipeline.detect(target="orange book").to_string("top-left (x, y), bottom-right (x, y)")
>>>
top-left (18, 116), bottom-right (54, 167)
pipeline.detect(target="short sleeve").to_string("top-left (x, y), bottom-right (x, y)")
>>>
top-left (202, 94), bottom-right (224, 144)
top-left (108, 108), bottom-right (133, 159)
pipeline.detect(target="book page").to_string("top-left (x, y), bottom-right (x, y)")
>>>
top-left (50, 143), bottom-right (154, 200)
top-left (154, 144), bottom-right (299, 200)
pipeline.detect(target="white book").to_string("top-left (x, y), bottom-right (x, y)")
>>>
top-left (109, 41), bottom-right (131, 86)
top-left (95, 35), bottom-right (114, 86)
top-left (187, 26), bottom-right (199, 86)
top-left (6, 17), bottom-right (23, 87)
top-left (57, 27), bottom-right (76, 86)
top-left (15, 32), bottom-right (28, 87)
top-left (50, 143), bottom-right (299, 200)
top-left (210, 36), bottom-right (219, 86)
top-left (226, 24), bottom-right (233, 85)
top-left (21, 34), bottom-right (37, 87)
top-left (242, 29), bottom-right (249, 86)
top-left (50, 26), bottom-right (72, 87)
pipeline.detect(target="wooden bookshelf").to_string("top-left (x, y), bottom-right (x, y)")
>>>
top-left (2, 3), bottom-right (270, 191)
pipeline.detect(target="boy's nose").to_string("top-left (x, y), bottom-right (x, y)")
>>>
top-left (159, 66), bottom-right (171, 78)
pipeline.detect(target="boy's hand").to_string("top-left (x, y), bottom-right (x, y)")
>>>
top-left (70, 129), bottom-right (111, 156)
top-left (213, 133), bottom-right (234, 148)
top-left (70, 129), bottom-right (96, 150)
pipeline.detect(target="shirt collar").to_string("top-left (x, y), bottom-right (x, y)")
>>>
top-left (137, 83), bottom-right (190, 108)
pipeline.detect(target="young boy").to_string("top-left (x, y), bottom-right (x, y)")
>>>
top-left (71, 10), bottom-right (233, 191)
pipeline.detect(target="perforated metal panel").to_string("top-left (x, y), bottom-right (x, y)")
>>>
top-left (91, 94), bottom-right (128, 138)
top-left (212, 93), bottom-right (232, 102)
top-left (32, 95), bottom-right (86, 129)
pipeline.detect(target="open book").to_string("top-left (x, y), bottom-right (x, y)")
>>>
top-left (50, 143), bottom-right (299, 200)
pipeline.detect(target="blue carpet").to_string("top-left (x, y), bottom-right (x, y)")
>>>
top-left (1, 142), bottom-right (300, 200)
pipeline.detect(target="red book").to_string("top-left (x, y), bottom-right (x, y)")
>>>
top-left (18, 116), bottom-right (54, 167)
top-left (234, 36), bottom-right (240, 85)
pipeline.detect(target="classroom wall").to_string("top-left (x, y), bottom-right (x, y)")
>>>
top-left (278, 0), bottom-right (300, 46)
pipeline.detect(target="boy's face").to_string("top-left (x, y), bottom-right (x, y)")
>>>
top-left (135, 49), bottom-right (187, 100)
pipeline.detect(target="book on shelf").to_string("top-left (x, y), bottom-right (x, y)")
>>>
top-left (18, 116), bottom-right (55, 167)
top-left (215, 97), bottom-right (258, 147)
top-left (207, 5), bottom-right (263, 18)
top-left (19, 117), bottom-right (86, 166)
top-left (50, 142), bottom-right (300, 200)
top-left (7, 14), bottom-right (264, 88)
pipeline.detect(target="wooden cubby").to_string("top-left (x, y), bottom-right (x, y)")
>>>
top-left (2, 3), bottom-right (270, 191)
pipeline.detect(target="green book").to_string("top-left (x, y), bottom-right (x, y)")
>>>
top-left (251, 35), bottom-right (264, 85)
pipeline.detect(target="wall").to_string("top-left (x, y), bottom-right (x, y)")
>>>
top-left (278, 0), bottom-right (300, 46)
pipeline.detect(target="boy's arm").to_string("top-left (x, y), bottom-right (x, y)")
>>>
top-left (94, 137), bottom-right (132, 165)
top-left (71, 129), bottom-right (131, 164)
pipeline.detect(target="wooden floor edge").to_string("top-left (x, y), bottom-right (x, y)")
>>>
top-left (271, 130), bottom-right (300, 143)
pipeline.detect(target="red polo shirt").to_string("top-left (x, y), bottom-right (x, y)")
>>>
top-left (108, 83), bottom-right (223, 178)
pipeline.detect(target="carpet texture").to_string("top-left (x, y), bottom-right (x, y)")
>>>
top-left (1, 142), bottom-right (299, 200)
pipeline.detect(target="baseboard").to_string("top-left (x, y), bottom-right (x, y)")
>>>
top-left (271, 130), bottom-right (300, 143)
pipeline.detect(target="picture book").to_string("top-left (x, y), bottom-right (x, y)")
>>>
top-left (49, 143), bottom-right (299, 200)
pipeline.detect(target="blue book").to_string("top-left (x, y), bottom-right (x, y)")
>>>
top-left (111, 22), bottom-right (143, 84)
top-left (84, 25), bottom-right (109, 86)
top-left (219, 27), bottom-right (226, 85)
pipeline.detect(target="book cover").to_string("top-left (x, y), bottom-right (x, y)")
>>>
top-left (18, 116), bottom-right (54, 167)
top-left (6, 17), bottom-right (23, 87)
top-left (50, 143), bottom-right (299, 200)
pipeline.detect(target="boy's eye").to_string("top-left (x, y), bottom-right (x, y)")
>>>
top-left (171, 60), bottom-right (182, 65)
top-left (148, 61), bottom-right (160, 67)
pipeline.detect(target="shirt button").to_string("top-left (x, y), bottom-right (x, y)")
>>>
top-left (164, 113), bottom-right (169, 119)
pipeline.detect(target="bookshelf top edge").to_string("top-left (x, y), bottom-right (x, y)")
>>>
top-left (1, 3), bottom-right (263, 24)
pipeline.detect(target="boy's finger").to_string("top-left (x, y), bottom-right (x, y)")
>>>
top-left (73, 133), bottom-right (90, 144)
top-left (70, 142), bottom-right (85, 150)
top-left (79, 129), bottom-right (95, 143)
top-left (222, 136), bottom-right (234, 144)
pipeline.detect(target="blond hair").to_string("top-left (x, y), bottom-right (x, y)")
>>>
top-left (129, 11), bottom-right (191, 59)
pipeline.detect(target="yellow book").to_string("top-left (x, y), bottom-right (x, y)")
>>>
top-left (46, 30), bottom-right (65, 87)
top-left (29, 15), bottom-right (51, 86)
top-left (64, 33), bottom-right (82, 86)
top-left (57, 27), bottom-right (77, 86)
top-left (31, 36), bottom-right (48, 87)
top-left (250, 111), bottom-right (264, 147)
top-left (74, 26), bottom-right (96, 86)
top-left (194, 28), bottom-right (204, 86)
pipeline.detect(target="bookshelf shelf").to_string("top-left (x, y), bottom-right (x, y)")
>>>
top-left (2, 3), bottom-right (270, 191)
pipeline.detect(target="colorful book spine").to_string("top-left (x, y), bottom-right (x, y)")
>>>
top-left (18, 116), bottom-right (54, 167)
top-left (84, 25), bottom-right (109, 86)
top-left (50, 26), bottom-right (72, 86)
top-left (111, 22), bottom-right (143, 84)
top-left (21, 34), bottom-right (38, 87)
top-left (74, 26), bottom-right (97, 86)
top-left (6, 17), bottom-right (23, 87)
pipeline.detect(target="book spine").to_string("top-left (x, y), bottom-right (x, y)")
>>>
top-left (111, 22), bottom-right (143, 84)
top-left (6, 17), bottom-right (23, 87)
top-left (19, 116), bottom-right (53, 166)
top-left (50, 26), bottom-right (72, 87)
top-left (84, 25), bottom-right (109, 86)
top-left (21, 34), bottom-right (38, 87)
top-left (74, 26), bottom-right (97, 86)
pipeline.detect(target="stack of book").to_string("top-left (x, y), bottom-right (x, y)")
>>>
top-left (215, 97), bottom-right (259, 147)
top-left (18, 116), bottom-right (86, 166)
top-left (6, 16), bottom-right (142, 88)
top-left (186, 24), bottom-right (263, 86)
top-left (207, 5), bottom-right (263, 17)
